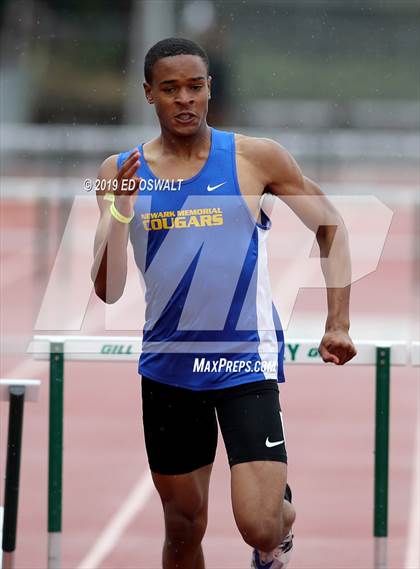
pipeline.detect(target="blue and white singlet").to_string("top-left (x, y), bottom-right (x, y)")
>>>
top-left (117, 127), bottom-right (285, 390)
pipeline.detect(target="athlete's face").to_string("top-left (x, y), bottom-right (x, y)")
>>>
top-left (144, 54), bottom-right (211, 136)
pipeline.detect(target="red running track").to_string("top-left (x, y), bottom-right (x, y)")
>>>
top-left (0, 196), bottom-right (418, 568)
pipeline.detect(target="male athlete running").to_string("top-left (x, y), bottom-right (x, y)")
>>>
top-left (91, 38), bottom-right (357, 569)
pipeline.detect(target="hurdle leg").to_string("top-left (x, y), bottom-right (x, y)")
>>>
top-left (2, 386), bottom-right (25, 569)
top-left (48, 342), bottom-right (64, 569)
top-left (374, 346), bottom-right (391, 569)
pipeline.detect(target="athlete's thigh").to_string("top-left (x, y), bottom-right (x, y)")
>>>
top-left (216, 380), bottom-right (287, 523)
top-left (141, 375), bottom-right (218, 476)
top-left (230, 460), bottom-right (287, 531)
top-left (216, 379), bottom-right (287, 467)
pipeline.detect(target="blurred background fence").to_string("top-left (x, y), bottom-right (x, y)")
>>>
top-left (1, 0), bottom-right (418, 181)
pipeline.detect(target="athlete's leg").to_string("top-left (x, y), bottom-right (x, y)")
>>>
top-left (230, 460), bottom-right (295, 551)
top-left (217, 380), bottom-right (296, 556)
top-left (141, 376), bottom-right (218, 569)
top-left (152, 464), bottom-right (213, 569)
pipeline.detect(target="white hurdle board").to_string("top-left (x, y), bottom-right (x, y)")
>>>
top-left (29, 335), bottom-right (410, 365)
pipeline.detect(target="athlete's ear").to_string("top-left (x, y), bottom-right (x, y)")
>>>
top-left (143, 82), bottom-right (154, 104)
top-left (207, 75), bottom-right (212, 100)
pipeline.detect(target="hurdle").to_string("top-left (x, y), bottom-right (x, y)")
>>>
top-left (0, 379), bottom-right (41, 569)
top-left (29, 335), bottom-right (413, 569)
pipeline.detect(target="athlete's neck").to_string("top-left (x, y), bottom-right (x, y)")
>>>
top-left (157, 124), bottom-right (211, 161)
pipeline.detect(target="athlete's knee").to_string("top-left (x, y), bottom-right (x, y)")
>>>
top-left (238, 516), bottom-right (283, 552)
top-left (164, 508), bottom-right (208, 547)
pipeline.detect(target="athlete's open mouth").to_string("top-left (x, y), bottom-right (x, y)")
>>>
top-left (174, 113), bottom-right (196, 123)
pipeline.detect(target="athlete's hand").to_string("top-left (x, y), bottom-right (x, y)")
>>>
top-left (114, 149), bottom-right (141, 217)
top-left (318, 330), bottom-right (357, 365)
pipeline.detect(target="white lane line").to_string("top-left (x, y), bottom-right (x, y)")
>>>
top-left (77, 470), bottom-right (155, 569)
top-left (405, 406), bottom-right (420, 569)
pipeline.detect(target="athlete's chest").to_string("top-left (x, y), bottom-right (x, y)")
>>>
top-left (141, 154), bottom-right (206, 181)
top-left (132, 131), bottom-right (266, 225)
top-left (140, 150), bottom-right (265, 197)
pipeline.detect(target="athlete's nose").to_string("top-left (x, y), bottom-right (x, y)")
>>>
top-left (175, 87), bottom-right (193, 106)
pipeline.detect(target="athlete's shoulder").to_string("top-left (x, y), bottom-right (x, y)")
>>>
top-left (98, 154), bottom-right (119, 178)
top-left (234, 133), bottom-right (297, 179)
top-left (234, 133), bottom-right (288, 160)
top-left (101, 143), bottom-right (144, 174)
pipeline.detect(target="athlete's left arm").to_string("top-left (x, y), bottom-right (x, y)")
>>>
top-left (254, 138), bottom-right (357, 365)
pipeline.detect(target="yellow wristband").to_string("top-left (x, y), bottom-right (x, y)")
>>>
top-left (110, 201), bottom-right (134, 224)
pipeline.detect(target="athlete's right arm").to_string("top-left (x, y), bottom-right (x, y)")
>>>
top-left (91, 149), bottom-right (140, 303)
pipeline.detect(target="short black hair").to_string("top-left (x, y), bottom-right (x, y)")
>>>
top-left (144, 37), bottom-right (209, 84)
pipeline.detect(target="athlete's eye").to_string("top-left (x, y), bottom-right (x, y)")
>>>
top-left (191, 85), bottom-right (203, 91)
top-left (163, 87), bottom-right (176, 93)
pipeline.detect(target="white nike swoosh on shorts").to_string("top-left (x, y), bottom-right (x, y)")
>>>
top-left (265, 437), bottom-right (285, 448)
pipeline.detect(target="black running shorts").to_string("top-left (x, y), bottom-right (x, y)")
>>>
top-left (141, 376), bottom-right (287, 475)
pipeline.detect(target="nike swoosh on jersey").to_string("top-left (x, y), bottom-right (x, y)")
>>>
top-left (207, 182), bottom-right (226, 192)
